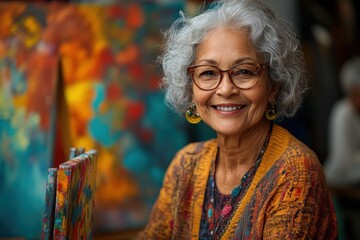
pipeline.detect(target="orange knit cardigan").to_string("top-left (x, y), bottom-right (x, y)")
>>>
top-left (138, 124), bottom-right (338, 239)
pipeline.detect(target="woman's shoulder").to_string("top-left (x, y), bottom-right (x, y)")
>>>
top-left (263, 126), bottom-right (327, 196)
top-left (278, 131), bottom-right (324, 179)
top-left (273, 124), bottom-right (321, 171)
top-left (288, 135), bottom-right (318, 162)
top-left (167, 139), bottom-right (217, 171)
top-left (176, 138), bottom-right (218, 157)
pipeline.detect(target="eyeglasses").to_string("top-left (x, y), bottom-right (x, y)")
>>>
top-left (187, 62), bottom-right (266, 91)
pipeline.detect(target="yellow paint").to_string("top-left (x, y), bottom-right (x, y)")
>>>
top-left (57, 192), bottom-right (65, 206)
top-left (58, 171), bottom-right (69, 192)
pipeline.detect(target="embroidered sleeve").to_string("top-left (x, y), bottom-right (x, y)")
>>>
top-left (262, 153), bottom-right (338, 239)
top-left (137, 153), bottom-right (181, 239)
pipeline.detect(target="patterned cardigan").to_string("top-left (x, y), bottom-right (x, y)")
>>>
top-left (138, 124), bottom-right (338, 239)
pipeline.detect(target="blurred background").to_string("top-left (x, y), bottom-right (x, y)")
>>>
top-left (0, 0), bottom-right (359, 239)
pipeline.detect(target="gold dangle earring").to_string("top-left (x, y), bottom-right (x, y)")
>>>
top-left (266, 103), bottom-right (278, 120)
top-left (185, 103), bottom-right (201, 124)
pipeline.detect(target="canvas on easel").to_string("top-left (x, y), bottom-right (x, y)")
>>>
top-left (52, 150), bottom-right (98, 239)
top-left (41, 147), bottom-right (87, 240)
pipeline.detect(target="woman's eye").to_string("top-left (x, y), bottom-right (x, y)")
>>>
top-left (233, 68), bottom-right (256, 77)
top-left (199, 70), bottom-right (217, 78)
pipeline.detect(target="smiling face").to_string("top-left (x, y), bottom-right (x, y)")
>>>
top-left (192, 28), bottom-right (275, 137)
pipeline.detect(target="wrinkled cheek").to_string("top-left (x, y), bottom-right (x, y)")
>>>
top-left (248, 105), bottom-right (266, 120)
top-left (199, 109), bottom-right (211, 124)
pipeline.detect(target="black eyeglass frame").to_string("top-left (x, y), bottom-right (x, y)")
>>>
top-left (187, 62), bottom-right (267, 91)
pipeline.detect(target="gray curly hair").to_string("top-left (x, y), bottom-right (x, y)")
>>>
top-left (160, 0), bottom-right (308, 119)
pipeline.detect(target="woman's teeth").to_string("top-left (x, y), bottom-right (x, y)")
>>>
top-left (216, 106), bottom-right (242, 111)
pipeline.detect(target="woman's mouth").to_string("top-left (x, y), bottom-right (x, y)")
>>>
top-left (214, 105), bottom-right (244, 112)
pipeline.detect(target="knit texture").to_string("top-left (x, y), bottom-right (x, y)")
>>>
top-left (138, 124), bottom-right (338, 239)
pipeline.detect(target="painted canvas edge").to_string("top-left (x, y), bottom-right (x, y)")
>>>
top-left (53, 164), bottom-right (73, 239)
top-left (41, 168), bottom-right (58, 240)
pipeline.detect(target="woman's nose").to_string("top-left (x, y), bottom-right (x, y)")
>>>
top-left (215, 73), bottom-right (239, 97)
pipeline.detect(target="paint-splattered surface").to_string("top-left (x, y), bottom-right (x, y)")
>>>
top-left (42, 168), bottom-right (58, 240)
top-left (53, 150), bottom-right (98, 239)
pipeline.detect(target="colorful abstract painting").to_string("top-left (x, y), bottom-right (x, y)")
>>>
top-left (57, 3), bottom-right (192, 232)
top-left (53, 150), bottom-right (98, 239)
top-left (0, 3), bottom-right (60, 238)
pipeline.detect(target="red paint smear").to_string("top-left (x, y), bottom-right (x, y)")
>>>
top-left (106, 83), bottom-right (122, 101)
top-left (57, 183), bottom-right (63, 191)
top-left (140, 129), bottom-right (153, 142)
top-left (54, 229), bottom-right (60, 235)
top-left (125, 101), bottom-right (144, 124)
top-left (89, 48), bottom-right (114, 79)
top-left (116, 44), bottom-right (139, 65)
top-left (107, 6), bottom-right (124, 18)
top-left (129, 64), bottom-right (144, 81)
top-left (149, 76), bottom-right (160, 90)
top-left (135, 128), bottom-right (153, 143)
top-left (26, 52), bottom-right (58, 130)
top-left (97, 47), bottom-right (114, 66)
top-left (126, 4), bottom-right (144, 28)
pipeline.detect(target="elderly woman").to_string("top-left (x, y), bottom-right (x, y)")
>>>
top-left (139, 0), bottom-right (338, 239)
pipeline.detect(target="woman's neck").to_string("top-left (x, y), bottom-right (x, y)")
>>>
top-left (215, 120), bottom-right (271, 193)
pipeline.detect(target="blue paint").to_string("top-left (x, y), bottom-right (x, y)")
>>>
top-left (123, 146), bottom-right (149, 172)
top-left (150, 167), bottom-right (164, 184)
top-left (88, 111), bottom-right (122, 147)
top-left (92, 83), bottom-right (105, 113)
top-left (83, 185), bottom-right (92, 200)
top-left (10, 62), bottom-right (27, 95)
top-left (0, 87), bottom-right (53, 238)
